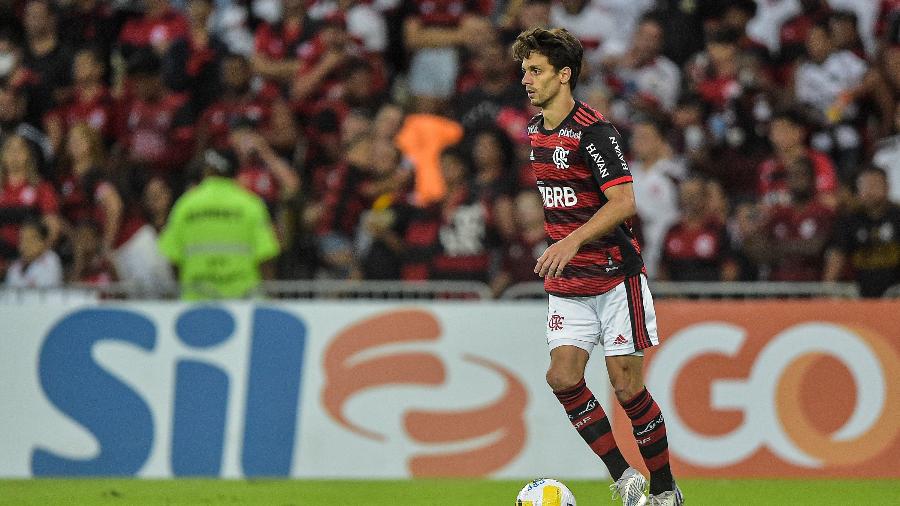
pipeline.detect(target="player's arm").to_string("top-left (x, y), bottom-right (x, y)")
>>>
top-left (535, 122), bottom-right (636, 278)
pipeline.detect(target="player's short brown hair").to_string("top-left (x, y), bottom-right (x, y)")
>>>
top-left (511, 28), bottom-right (583, 91)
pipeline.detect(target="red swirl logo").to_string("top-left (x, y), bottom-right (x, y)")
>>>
top-left (322, 309), bottom-right (527, 476)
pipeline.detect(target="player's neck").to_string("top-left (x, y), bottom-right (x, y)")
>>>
top-left (541, 93), bottom-right (576, 131)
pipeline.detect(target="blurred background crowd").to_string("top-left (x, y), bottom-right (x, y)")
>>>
top-left (0, 0), bottom-right (898, 298)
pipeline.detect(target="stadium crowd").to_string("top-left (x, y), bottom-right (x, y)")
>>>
top-left (0, 0), bottom-right (898, 297)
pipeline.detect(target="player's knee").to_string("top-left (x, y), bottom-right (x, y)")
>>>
top-left (611, 376), bottom-right (642, 404)
top-left (546, 366), bottom-right (582, 392)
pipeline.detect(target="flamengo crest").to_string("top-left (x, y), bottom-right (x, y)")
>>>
top-left (552, 147), bottom-right (569, 169)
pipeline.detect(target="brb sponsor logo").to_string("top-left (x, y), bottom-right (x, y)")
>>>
top-left (321, 310), bottom-right (527, 477)
top-left (33, 306), bottom-right (306, 477)
top-left (645, 306), bottom-right (900, 476)
top-left (539, 185), bottom-right (577, 208)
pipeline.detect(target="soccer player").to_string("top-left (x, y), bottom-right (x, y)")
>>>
top-left (512, 28), bottom-right (683, 506)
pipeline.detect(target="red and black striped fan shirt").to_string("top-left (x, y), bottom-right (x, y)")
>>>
top-left (527, 101), bottom-right (644, 296)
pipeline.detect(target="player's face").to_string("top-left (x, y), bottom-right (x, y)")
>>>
top-left (521, 52), bottom-right (564, 108)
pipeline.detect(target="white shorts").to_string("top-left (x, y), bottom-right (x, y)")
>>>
top-left (546, 275), bottom-right (659, 356)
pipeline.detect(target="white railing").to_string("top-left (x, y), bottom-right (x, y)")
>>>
top-left (0, 280), bottom-right (881, 302)
top-left (498, 281), bottom-right (862, 299)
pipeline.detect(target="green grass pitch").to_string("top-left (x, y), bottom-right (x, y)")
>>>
top-left (2, 478), bottom-right (899, 505)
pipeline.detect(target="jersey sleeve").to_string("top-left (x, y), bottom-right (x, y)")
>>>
top-left (579, 122), bottom-right (633, 192)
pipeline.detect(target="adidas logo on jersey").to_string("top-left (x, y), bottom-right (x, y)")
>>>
top-left (613, 334), bottom-right (628, 346)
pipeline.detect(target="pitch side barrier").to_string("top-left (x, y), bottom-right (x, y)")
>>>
top-left (1, 299), bottom-right (898, 478)
top-left (0, 280), bottom-right (871, 302)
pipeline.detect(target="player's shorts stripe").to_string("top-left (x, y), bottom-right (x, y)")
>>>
top-left (633, 276), bottom-right (652, 350)
top-left (625, 276), bottom-right (651, 350)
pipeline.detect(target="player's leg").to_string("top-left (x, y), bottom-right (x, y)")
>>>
top-left (603, 275), bottom-right (680, 503)
top-left (606, 355), bottom-right (674, 492)
top-left (545, 296), bottom-right (631, 482)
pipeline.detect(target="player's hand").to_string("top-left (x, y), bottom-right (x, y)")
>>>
top-left (534, 236), bottom-right (580, 278)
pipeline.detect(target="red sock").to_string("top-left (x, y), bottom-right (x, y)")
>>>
top-left (621, 387), bottom-right (673, 494)
top-left (554, 378), bottom-right (629, 480)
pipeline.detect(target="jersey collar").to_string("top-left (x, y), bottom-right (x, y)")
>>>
top-left (539, 99), bottom-right (581, 135)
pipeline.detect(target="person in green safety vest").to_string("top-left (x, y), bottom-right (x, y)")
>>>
top-left (158, 148), bottom-right (280, 300)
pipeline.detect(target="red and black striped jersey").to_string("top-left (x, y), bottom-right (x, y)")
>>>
top-left (527, 100), bottom-right (644, 296)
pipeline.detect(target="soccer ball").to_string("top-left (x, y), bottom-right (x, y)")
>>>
top-left (515, 478), bottom-right (576, 506)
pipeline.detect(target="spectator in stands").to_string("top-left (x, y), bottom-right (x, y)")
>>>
top-left (683, 28), bottom-right (774, 198)
top-left (357, 199), bottom-right (411, 280)
top-left (757, 108), bottom-right (838, 208)
top-left (142, 176), bottom-right (172, 233)
top-left (67, 219), bottom-right (117, 286)
top-left (403, 0), bottom-right (490, 113)
top-left (654, 0), bottom-right (717, 66)
top-left (659, 177), bottom-right (738, 282)
top-left (794, 20), bottom-right (873, 182)
top-left (0, 134), bottom-right (60, 262)
top-left (4, 219), bottom-right (61, 288)
top-left (57, 123), bottom-right (143, 257)
top-left (252, 0), bottom-right (319, 96)
top-left (61, 123), bottom-right (170, 294)
top-left (628, 115), bottom-right (685, 278)
top-left (117, 0), bottom-right (189, 61)
top-left (113, 49), bottom-right (194, 187)
top-left (354, 142), bottom-right (415, 280)
top-left (195, 52), bottom-right (297, 155)
top-left (21, 0), bottom-right (72, 120)
top-left (229, 123), bottom-right (300, 215)
top-left (313, 133), bottom-right (377, 278)
top-left (290, 15), bottom-right (366, 108)
top-left (600, 13), bottom-right (681, 117)
top-left (454, 38), bottom-right (528, 135)
top-left (490, 189), bottom-right (546, 297)
top-left (0, 76), bottom-right (51, 166)
top-left (468, 127), bottom-right (518, 240)
top-left (44, 48), bottom-right (114, 156)
top-left (302, 58), bottom-right (385, 171)
top-left (779, 0), bottom-right (831, 64)
top-left (401, 146), bottom-right (498, 282)
top-left (825, 167), bottom-right (900, 297)
top-left (168, 0), bottom-right (228, 113)
top-left (308, 0), bottom-right (389, 55)
top-left (550, 0), bottom-right (651, 67)
top-left (158, 147), bottom-right (280, 299)
top-left (718, 0), bottom-right (770, 62)
top-left (394, 103), bottom-right (464, 206)
top-left (745, 157), bottom-right (835, 281)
